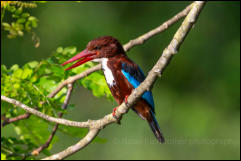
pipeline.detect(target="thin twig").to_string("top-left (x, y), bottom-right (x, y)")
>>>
top-left (43, 1), bottom-right (206, 159)
top-left (31, 84), bottom-right (74, 156)
top-left (1, 1), bottom-right (194, 126)
top-left (47, 2), bottom-right (195, 99)
top-left (1, 113), bottom-right (31, 127)
top-left (48, 65), bottom-right (101, 98)
top-left (1, 145), bottom-right (32, 160)
top-left (1, 95), bottom-right (111, 128)
top-left (123, 3), bottom-right (193, 51)
top-left (1, 1), bottom-right (205, 160)
top-left (41, 129), bottom-right (100, 160)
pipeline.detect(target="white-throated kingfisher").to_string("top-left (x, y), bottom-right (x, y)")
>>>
top-left (62, 36), bottom-right (165, 143)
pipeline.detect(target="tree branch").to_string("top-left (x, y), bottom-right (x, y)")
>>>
top-left (0, 96), bottom-right (90, 126)
top-left (1, 1), bottom-right (205, 160)
top-left (47, 65), bottom-right (101, 98)
top-left (47, 1), bottom-right (195, 99)
top-left (31, 84), bottom-right (74, 156)
top-left (1, 113), bottom-right (31, 127)
top-left (43, 1), bottom-right (206, 159)
top-left (123, 3), bottom-right (193, 52)
top-left (42, 129), bottom-right (100, 160)
top-left (1, 0), bottom-right (194, 127)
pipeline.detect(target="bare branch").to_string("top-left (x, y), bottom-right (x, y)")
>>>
top-left (1, 113), bottom-right (30, 127)
top-left (114, 1), bottom-right (206, 119)
top-left (47, 1), bottom-right (196, 99)
top-left (1, 95), bottom-right (115, 128)
top-left (42, 129), bottom-right (100, 160)
top-left (1, 1), bottom-right (206, 160)
top-left (123, 3), bottom-right (193, 51)
top-left (48, 65), bottom-right (101, 98)
top-left (1, 1), bottom-right (195, 126)
top-left (43, 1), bottom-right (206, 159)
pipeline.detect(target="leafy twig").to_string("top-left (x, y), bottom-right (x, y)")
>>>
top-left (1, 0), bottom-right (195, 127)
top-left (1, 1), bottom-right (206, 160)
top-left (42, 1), bottom-right (206, 159)
top-left (31, 84), bottom-right (74, 156)
top-left (1, 113), bottom-right (31, 127)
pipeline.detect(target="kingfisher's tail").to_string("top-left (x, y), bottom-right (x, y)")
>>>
top-left (133, 101), bottom-right (165, 143)
top-left (147, 111), bottom-right (165, 143)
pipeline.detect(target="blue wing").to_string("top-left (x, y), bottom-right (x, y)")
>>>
top-left (121, 63), bottom-right (155, 112)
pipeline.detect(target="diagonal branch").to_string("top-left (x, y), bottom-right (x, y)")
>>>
top-left (123, 3), bottom-right (193, 51)
top-left (1, 113), bottom-right (31, 127)
top-left (43, 1), bottom-right (206, 159)
top-left (1, 1), bottom-right (194, 127)
top-left (1, 1), bottom-right (205, 160)
top-left (47, 66), bottom-right (101, 98)
top-left (31, 84), bottom-right (74, 156)
top-left (41, 129), bottom-right (100, 160)
top-left (47, 1), bottom-right (194, 98)
top-left (1, 95), bottom-right (91, 127)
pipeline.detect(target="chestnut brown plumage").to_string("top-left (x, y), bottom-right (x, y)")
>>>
top-left (62, 36), bottom-right (165, 143)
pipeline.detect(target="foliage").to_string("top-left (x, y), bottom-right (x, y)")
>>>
top-left (1, 45), bottom-right (112, 159)
top-left (1, 137), bottom-right (36, 160)
top-left (2, 1), bottom-right (239, 160)
top-left (1, 2), bottom-right (112, 159)
top-left (51, 46), bottom-right (113, 100)
top-left (1, 1), bottom-right (43, 47)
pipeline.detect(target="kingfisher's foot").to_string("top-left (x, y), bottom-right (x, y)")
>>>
top-left (124, 95), bottom-right (129, 105)
top-left (112, 107), bottom-right (118, 118)
top-left (112, 107), bottom-right (121, 125)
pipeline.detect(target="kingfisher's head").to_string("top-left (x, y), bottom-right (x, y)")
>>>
top-left (62, 36), bottom-right (125, 70)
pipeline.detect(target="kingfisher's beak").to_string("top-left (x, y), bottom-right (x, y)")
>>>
top-left (61, 49), bottom-right (96, 71)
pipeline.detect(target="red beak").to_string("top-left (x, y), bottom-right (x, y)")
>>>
top-left (61, 49), bottom-right (96, 71)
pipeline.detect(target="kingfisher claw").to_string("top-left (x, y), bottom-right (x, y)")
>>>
top-left (124, 95), bottom-right (129, 105)
top-left (112, 107), bottom-right (118, 119)
top-left (112, 107), bottom-right (121, 124)
top-left (62, 36), bottom-right (163, 142)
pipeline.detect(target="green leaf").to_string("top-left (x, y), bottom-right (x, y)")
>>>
top-left (63, 46), bottom-right (77, 55)
top-left (56, 47), bottom-right (63, 53)
top-left (21, 68), bottom-right (33, 79)
top-left (12, 14), bottom-right (20, 18)
top-left (1, 45), bottom-right (115, 158)
top-left (28, 16), bottom-right (37, 21)
top-left (25, 21), bottom-right (32, 31)
top-left (21, 12), bottom-right (30, 18)
top-left (17, 18), bottom-right (26, 24)
top-left (27, 61), bottom-right (39, 68)
top-left (31, 20), bottom-right (37, 28)
top-left (2, 22), bottom-right (11, 28)
top-left (15, 7), bottom-right (23, 15)
top-left (1, 65), bottom-right (8, 73)
top-left (8, 6), bottom-right (16, 12)
top-left (50, 64), bottom-right (64, 78)
top-left (17, 30), bottom-right (24, 36)
top-left (1, 136), bottom-right (38, 160)
top-left (13, 83), bottom-right (20, 89)
top-left (14, 68), bottom-right (23, 78)
top-left (28, 16), bottom-right (38, 28)
top-left (10, 64), bottom-right (19, 72)
top-left (1, 153), bottom-right (6, 160)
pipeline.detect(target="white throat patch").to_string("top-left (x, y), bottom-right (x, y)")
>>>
top-left (93, 58), bottom-right (115, 86)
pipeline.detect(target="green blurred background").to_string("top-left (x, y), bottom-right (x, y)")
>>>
top-left (1, 1), bottom-right (240, 160)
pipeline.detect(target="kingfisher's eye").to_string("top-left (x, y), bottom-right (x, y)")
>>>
top-left (95, 46), bottom-right (101, 50)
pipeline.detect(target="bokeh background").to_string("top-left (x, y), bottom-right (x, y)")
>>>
top-left (1, 1), bottom-right (240, 160)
